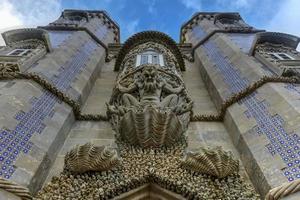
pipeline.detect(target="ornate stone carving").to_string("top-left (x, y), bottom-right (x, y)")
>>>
top-left (2, 28), bottom-right (51, 52)
top-left (108, 64), bottom-right (192, 148)
top-left (255, 42), bottom-right (299, 55)
top-left (255, 42), bottom-right (300, 77)
top-left (9, 39), bottom-right (46, 50)
top-left (64, 143), bottom-right (120, 173)
top-left (0, 62), bottom-right (19, 72)
top-left (108, 38), bottom-right (192, 148)
top-left (181, 146), bottom-right (239, 178)
top-left (37, 145), bottom-right (259, 199)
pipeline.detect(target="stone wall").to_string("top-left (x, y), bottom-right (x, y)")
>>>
top-left (0, 12), bottom-right (116, 194)
top-left (192, 27), bottom-right (300, 197)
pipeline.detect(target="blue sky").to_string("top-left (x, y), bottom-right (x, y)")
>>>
top-left (0, 0), bottom-right (300, 44)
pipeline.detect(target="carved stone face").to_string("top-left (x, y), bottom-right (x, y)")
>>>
top-left (142, 66), bottom-right (158, 83)
top-left (141, 66), bottom-right (158, 92)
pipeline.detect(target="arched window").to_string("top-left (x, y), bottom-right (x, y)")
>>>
top-left (136, 49), bottom-right (164, 67)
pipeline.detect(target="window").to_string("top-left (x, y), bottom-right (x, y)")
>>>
top-left (219, 18), bottom-right (236, 25)
top-left (135, 50), bottom-right (164, 67)
top-left (268, 52), bottom-right (294, 61)
top-left (68, 15), bottom-right (84, 21)
top-left (7, 49), bottom-right (32, 56)
top-left (152, 54), bottom-right (159, 64)
top-left (141, 55), bottom-right (148, 64)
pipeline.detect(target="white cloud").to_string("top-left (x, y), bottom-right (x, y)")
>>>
top-left (180, 0), bottom-right (201, 11)
top-left (217, 0), bottom-right (252, 9)
top-left (146, 0), bottom-right (157, 14)
top-left (233, 0), bottom-right (250, 8)
top-left (125, 19), bottom-right (139, 38)
top-left (0, 0), bottom-right (62, 46)
top-left (0, 0), bottom-right (23, 45)
top-left (266, 0), bottom-right (300, 50)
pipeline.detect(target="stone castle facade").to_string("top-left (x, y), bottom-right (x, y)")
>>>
top-left (0, 9), bottom-right (300, 199)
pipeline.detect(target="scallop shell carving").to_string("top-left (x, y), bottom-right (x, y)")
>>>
top-left (64, 143), bottom-right (120, 173)
top-left (181, 146), bottom-right (239, 178)
top-left (118, 106), bottom-right (185, 148)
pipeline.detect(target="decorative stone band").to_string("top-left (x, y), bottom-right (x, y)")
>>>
top-left (0, 177), bottom-right (32, 200)
top-left (0, 72), bottom-right (108, 121)
top-left (265, 179), bottom-right (300, 200)
top-left (0, 72), bottom-right (297, 123)
top-left (191, 76), bottom-right (298, 121)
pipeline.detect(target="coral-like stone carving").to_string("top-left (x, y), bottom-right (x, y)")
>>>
top-left (181, 146), bottom-right (239, 178)
top-left (119, 105), bottom-right (185, 147)
top-left (64, 143), bottom-right (120, 173)
top-left (36, 145), bottom-right (259, 200)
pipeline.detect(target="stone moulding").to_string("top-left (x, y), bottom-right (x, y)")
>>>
top-left (1, 28), bottom-right (52, 52)
top-left (265, 179), bottom-right (300, 200)
top-left (181, 146), bottom-right (239, 178)
top-left (0, 177), bottom-right (32, 200)
top-left (62, 10), bottom-right (90, 22)
top-left (249, 32), bottom-right (300, 56)
top-left (191, 76), bottom-right (298, 121)
top-left (0, 72), bottom-right (297, 123)
top-left (213, 13), bottom-right (242, 24)
top-left (179, 12), bottom-right (260, 43)
top-left (64, 143), bottom-right (120, 173)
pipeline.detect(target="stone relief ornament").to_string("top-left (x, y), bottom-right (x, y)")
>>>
top-left (181, 146), bottom-right (239, 178)
top-left (0, 62), bottom-right (20, 73)
top-left (107, 42), bottom-right (193, 148)
top-left (64, 143), bottom-right (120, 173)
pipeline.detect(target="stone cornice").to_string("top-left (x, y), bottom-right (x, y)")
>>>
top-left (63, 9), bottom-right (120, 42)
top-left (249, 32), bottom-right (300, 56)
top-left (1, 28), bottom-right (52, 52)
top-left (39, 25), bottom-right (109, 60)
top-left (191, 29), bottom-right (265, 58)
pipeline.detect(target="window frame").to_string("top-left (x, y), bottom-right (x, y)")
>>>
top-left (7, 49), bottom-right (32, 56)
top-left (268, 52), bottom-right (295, 61)
top-left (135, 51), bottom-right (165, 67)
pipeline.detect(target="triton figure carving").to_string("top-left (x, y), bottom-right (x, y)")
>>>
top-left (108, 65), bottom-right (192, 116)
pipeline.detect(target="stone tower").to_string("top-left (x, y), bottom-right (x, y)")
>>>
top-left (0, 10), bottom-right (300, 200)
